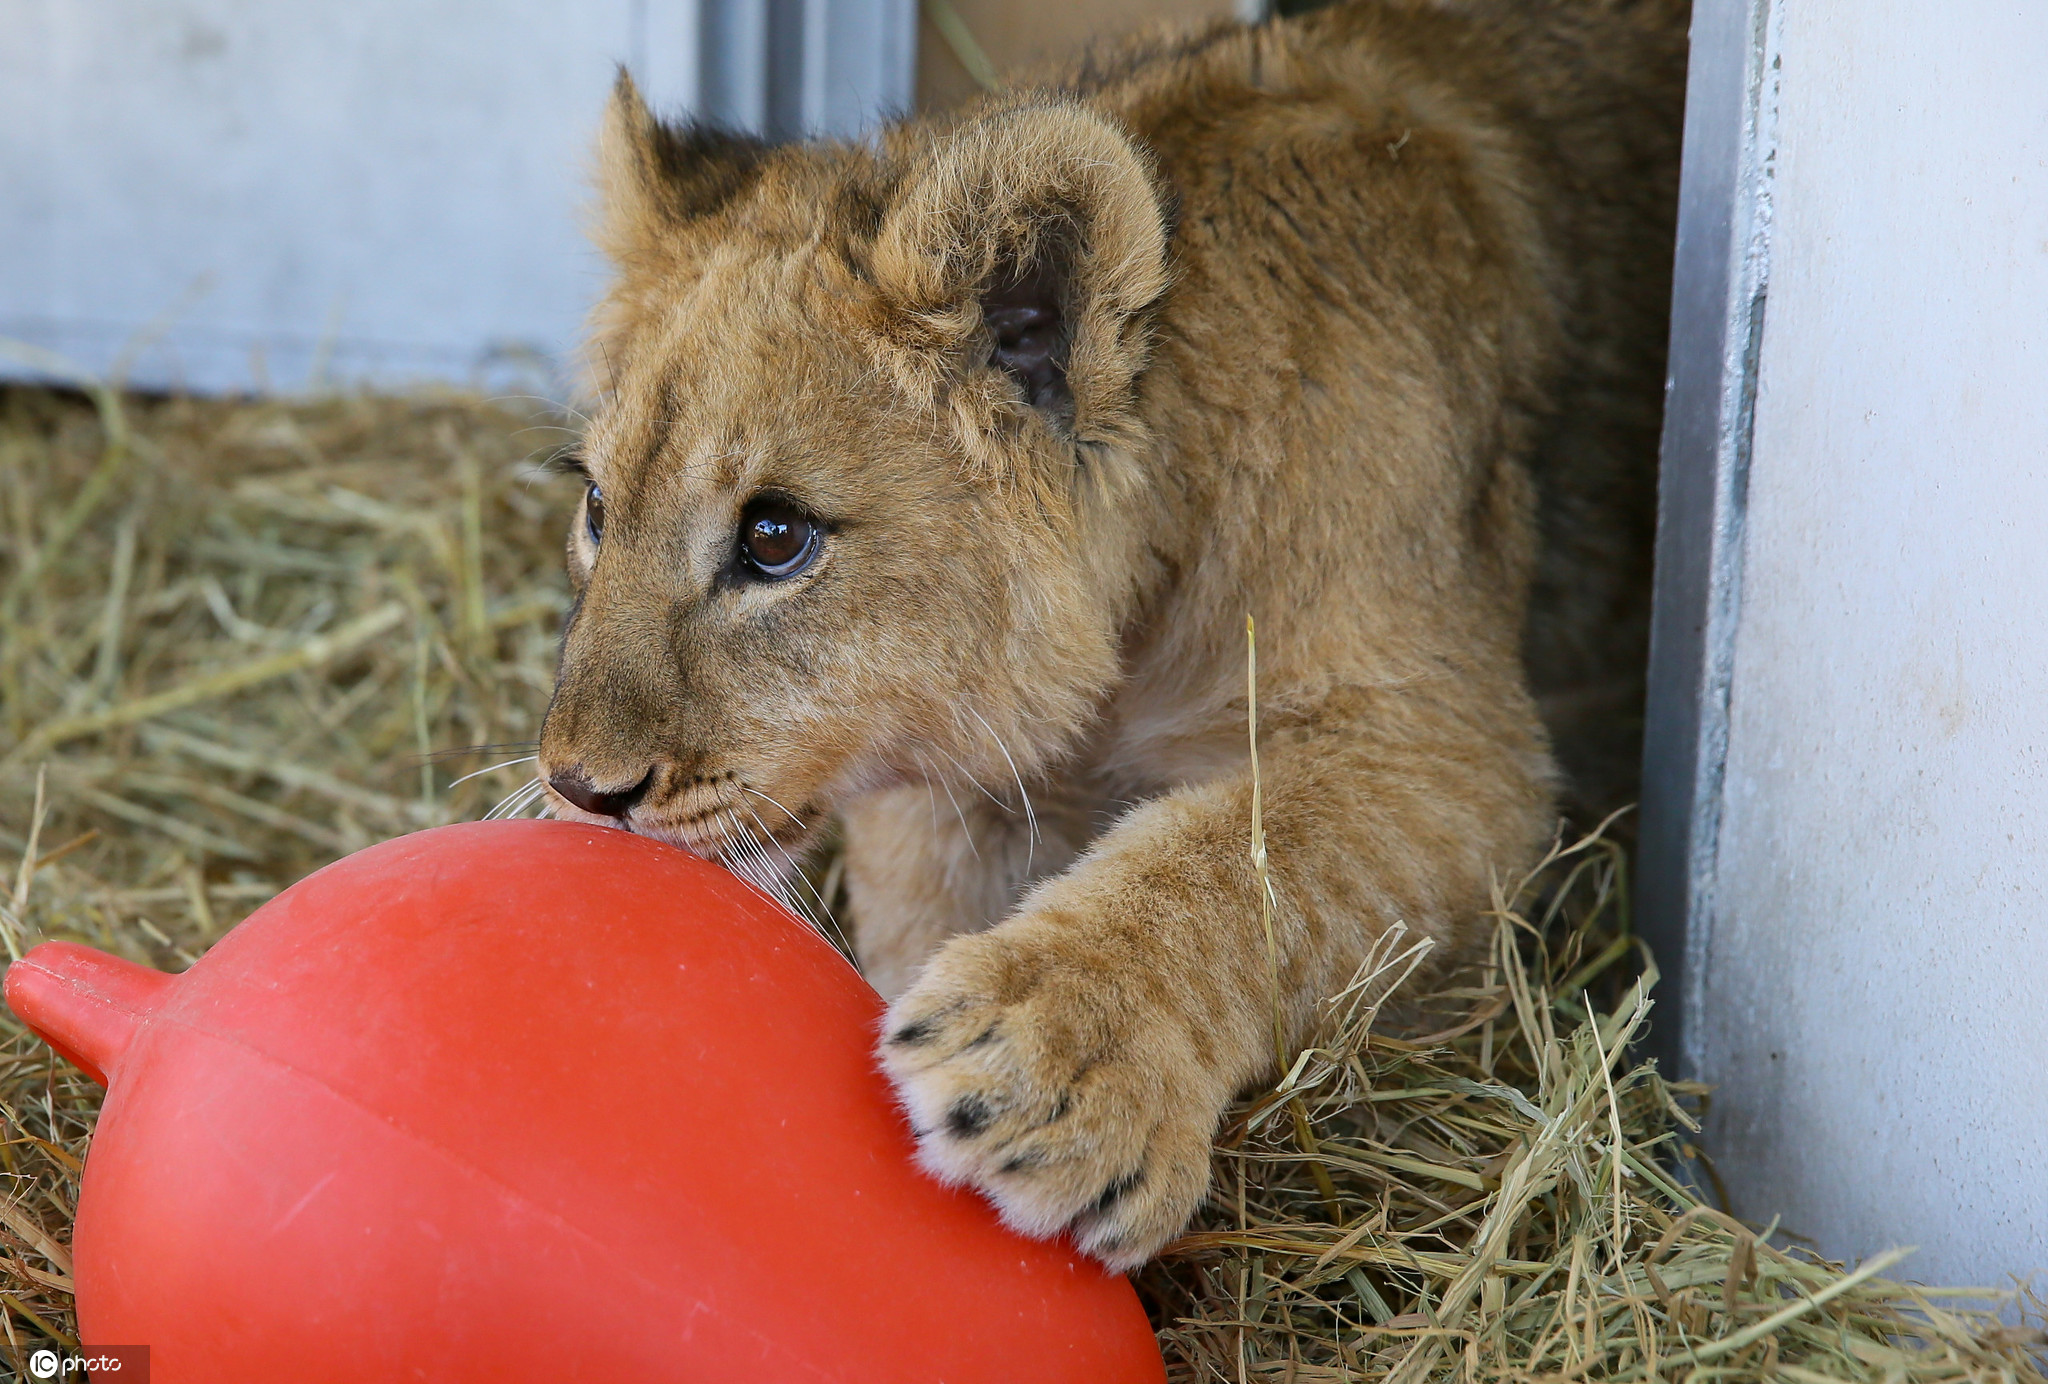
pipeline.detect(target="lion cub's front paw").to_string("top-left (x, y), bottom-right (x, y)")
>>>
top-left (877, 923), bottom-right (1223, 1272)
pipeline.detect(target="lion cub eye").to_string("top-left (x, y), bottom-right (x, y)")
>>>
top-left (584, 483), bottom-right (606, 545)
top-left (738, 497), bottom-right (820, 580)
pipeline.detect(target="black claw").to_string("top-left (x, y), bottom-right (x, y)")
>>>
top-left (946, 1094), bottom-right (994, 1139)
top-left (1093, 1168), bottom-right (1145, 1215)
top-left (890, 1018), bottom-right (936, 1046)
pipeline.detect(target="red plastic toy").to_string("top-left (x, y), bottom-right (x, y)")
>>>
top-left (5, 819), bottom-right (1165, 1383)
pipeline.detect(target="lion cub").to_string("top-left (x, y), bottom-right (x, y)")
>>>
top-left (538, 0), bottom-right (1687, 1268)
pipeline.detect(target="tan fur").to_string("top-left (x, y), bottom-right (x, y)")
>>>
top-left (539, 0), bottom-right (1687, 1269)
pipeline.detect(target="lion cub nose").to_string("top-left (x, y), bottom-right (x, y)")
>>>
top-left (548, 766), bottom-right (653, 819)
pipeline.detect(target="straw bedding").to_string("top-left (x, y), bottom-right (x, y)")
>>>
top-left (1, 383), bottom-right (2042, 1381)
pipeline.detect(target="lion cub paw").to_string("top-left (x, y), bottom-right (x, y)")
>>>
top-left (877, 923), bottom-right (1222, 1272)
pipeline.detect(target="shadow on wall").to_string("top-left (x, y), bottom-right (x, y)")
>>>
top-left (916, 0), bottom-right (1252, 109)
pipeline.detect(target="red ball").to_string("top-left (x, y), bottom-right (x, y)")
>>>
top-left (6, 820), bottom-right (1164, 1383)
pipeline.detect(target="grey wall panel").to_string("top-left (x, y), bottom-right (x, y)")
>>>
top-left (0, 0), bottom-right (914, 396)
top-left (1699, 0), bottom-right (2048, 1289)
top-left (1642, 0), bottom-right (2048, 1286)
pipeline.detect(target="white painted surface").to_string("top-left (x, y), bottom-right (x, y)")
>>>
top-left (0, 0), bottom-right (913, 395)
top-left (1700, 1), bottom-right (2048, 1286)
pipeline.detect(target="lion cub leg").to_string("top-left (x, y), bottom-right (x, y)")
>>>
top-left (877, 727), bottom-right (1551, 1269)
top-left (840, 785), bottom-right (1080, 1000)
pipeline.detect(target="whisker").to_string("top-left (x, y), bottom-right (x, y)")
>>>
top-left (448, 755), bottom-right (539, 790)
top-left (526, 441), bottom-right (586, 477)
top-left (910, 751), bottom-right (947, 842)
top-left (483, 780), bottom-right (521, 819)
top-left (732, 814), bottom-right (792, 901)
top-left (741, 803), bottom-right (852, 959)
top-left (723, 817), bottom-right (788, 913)
top-left (509, 424), bottom-right (585, 444)
top-left (747, 832), bottom-right (815, 935)
top-left (738, 784), bottom-right (806, 830)
top-left (927, 757), bottom-right (980, 859)
top-left (931, 742), bottom-right (1012, 814)
top-left (968, 706), bottom-right (1040, 875)
top-left (486, 777), bottom-right (550, 821)
top-left (921, 768), bottom-right (941, 836)
top-left (488, 393), bottom-right (593, 429)
top-left (418, 740), bottom-right (541, 765)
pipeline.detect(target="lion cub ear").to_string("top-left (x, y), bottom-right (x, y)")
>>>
top-left (872, 100), bottom-right (1170, 444)
top-left (595, 71), bottom-right (769, 272)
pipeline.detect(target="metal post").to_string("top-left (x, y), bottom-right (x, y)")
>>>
top-left (1635, 0), bottom-right (1782, 1077)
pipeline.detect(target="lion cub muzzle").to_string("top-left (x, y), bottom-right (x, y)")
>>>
top-left (539, 745), bottom-right (760, 849)
top-left (546, 764), bottom-right (653, 820)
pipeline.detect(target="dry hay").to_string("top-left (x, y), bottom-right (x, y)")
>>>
top-left (0, 378), bottom-right (575, 1363)
top-left (1, 383), bottom-right (2044, 1381)
top-left (1140, 829), bottom-right (2047, 1382)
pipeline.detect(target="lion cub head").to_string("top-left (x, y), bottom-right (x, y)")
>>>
top-left (537, 77), bottom-right (1171, 869)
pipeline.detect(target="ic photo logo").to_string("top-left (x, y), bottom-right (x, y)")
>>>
top-left (25, 1344), bottom-right (150, 1379)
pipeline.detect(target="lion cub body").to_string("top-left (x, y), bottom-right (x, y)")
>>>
top-left (540, 0), bottom-right (1687, 1267)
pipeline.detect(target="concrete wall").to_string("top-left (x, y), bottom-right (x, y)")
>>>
top-left (0, 0), bottom-right (913, 396)
top-left (1643, 0), bottom-right (2048, 1287)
